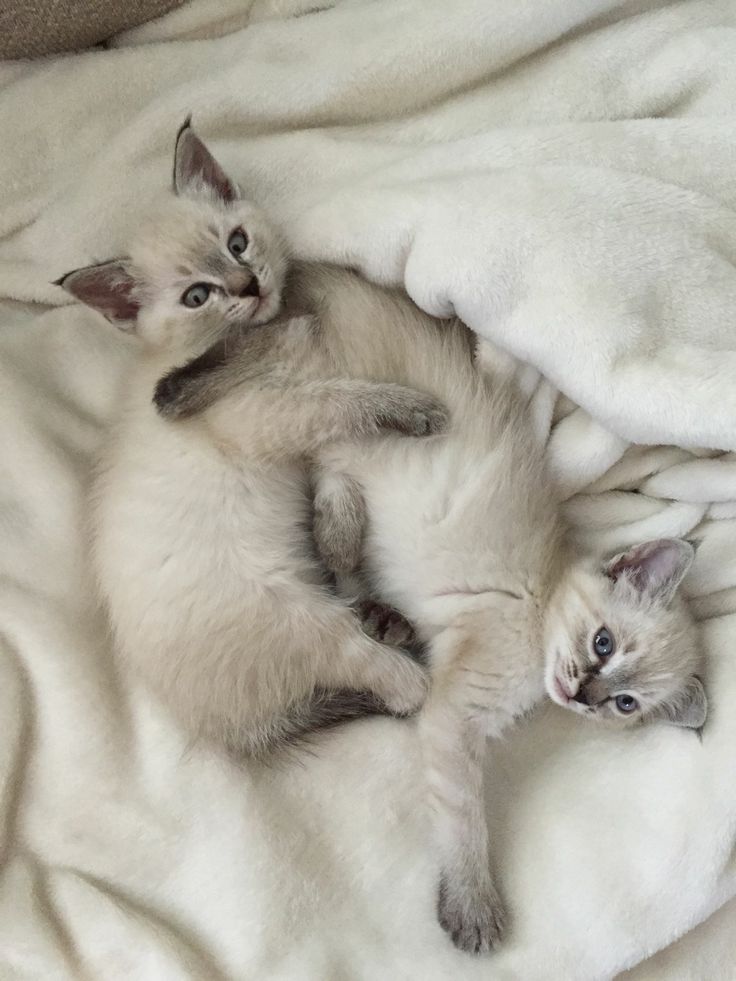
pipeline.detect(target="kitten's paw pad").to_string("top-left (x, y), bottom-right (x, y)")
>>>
top-left (357, 601), bottom-right (416, 648)
top-left (357, 600), bottom-right (416, 647)
top-left (438, 877), bottom-right (506, 955)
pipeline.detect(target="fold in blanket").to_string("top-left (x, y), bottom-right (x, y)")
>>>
top-left (1, 1), bottom-right (736, 978)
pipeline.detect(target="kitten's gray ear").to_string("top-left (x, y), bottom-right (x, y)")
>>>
top-left (605, 538), bottom-right (694, 606)
top-left (54, 260), bottom-right (140, 328)
top-left (655, 676), bottom-right (708, 731)
top-left (173, 117), bottom-right (237, 204)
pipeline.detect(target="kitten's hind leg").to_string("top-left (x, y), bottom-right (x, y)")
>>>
top-left (421, 680), bottom-right (506, 954)
top-left (312, 467), bottom-right (423, 656)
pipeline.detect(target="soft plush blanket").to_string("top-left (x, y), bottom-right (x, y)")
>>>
top-left (2, 1), bottom-right (736, 978)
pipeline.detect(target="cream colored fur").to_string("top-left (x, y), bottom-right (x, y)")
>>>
top-left (165, 250), bottom-right (707, 953)
top-left (142, 130), bottom-right (707, 955)
top-left (57, 125), bottom-right (455, 759)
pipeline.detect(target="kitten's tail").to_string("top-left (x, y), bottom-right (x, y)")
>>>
top-left (244, 689), bottom-right (397, 761)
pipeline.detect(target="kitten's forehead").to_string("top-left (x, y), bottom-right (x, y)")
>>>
top-left (133, 195), bottom-right (224, 269)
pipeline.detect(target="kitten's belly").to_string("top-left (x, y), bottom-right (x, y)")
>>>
top-left (348, 433), bottom-right (550, 724)
top-left (350, 433), bottom-right (549, 632)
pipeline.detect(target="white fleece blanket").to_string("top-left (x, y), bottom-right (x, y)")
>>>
top-left (2, 1), bottom-right (736, 978)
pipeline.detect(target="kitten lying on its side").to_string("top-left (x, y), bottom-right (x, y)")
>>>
top-left (56, 120), bottom-right (449, 759)
top-left (154, 130), bottom-right (708, 956)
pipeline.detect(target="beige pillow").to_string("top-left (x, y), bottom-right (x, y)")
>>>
top-left (0, 0), bottom-right (186, 59)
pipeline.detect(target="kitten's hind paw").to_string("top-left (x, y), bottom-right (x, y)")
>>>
top-left (357, 600), bottom-right (416, 649)
top-left (438, 875), bottom-right (506, 955)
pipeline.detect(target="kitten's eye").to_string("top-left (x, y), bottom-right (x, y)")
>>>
top-left (228, 229), bottom-right (248, 258)
top-left (615, 693), bottom-right (639, 714)
top-left (593, 626), bottom-right (615, 659)
top-left (181, 283), bottom-right (211, 308)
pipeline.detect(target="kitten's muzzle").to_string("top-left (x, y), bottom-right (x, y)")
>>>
top-left (572, 676), bottom-right (608, 707)
top-left (224, 267), bottom-right (260, 299)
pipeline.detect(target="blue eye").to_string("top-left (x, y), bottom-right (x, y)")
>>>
top-left (615, 693), bottom-right (639, 714)
top-left (181, 283), bottom-right (211, 308)
top-left (228, 229), bottom-right (248, 258)
top-left (593, 626), bottom-right (614, 658)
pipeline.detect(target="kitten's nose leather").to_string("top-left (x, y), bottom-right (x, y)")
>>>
top-left (240, 276), bottom-right (260, 298)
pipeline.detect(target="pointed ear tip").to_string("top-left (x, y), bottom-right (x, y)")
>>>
top-left (176, 114), bottom-right (194, 143)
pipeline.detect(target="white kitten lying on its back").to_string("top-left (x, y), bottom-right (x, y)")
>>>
top-left (313, 349), bottom-right (707, 952)
top-left (56, 120), bottom-right (449, 758)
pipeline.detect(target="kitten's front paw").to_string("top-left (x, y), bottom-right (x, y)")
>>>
top-left (438, 874), bottom-right (506, 955)
top-left (406, 395), bottom-right (449, 437)
top-left (153, 370), bottom-right (191, 419)
top-left (381, 391), bottom-right (449, 438)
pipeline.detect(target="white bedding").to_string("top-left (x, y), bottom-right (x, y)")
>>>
top-left (2, 1), bottom-right (736, 977)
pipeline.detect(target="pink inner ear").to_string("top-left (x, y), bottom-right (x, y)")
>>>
top-left (606, 539), bottom-right (692, 597)
top-left (59, 261), bottom-right (140, 324)
top-left (175, 128), bottom-right (236, 204)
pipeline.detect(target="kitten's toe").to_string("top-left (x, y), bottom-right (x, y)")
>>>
top-left (357, 600), bottom-right (416, 648)
top-left (437, 875), bottom-right (506, 955)
top-left (382, 612), bottom-right (417, 648)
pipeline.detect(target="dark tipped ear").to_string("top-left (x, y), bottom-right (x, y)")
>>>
top-left (173, 117), bottom-right (237, 204)
top-left (54, 260), bottom-right (140, 328)
top-left (605, 538), bottom-right (694, 606)
top-left (655, 676), bottom-right (708, 731)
